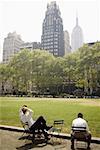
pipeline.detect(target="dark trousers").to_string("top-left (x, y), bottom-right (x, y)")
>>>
top-left (71, 131), bottom-right (91, 148)
top-left (29, 116), bottom-right (48, 139)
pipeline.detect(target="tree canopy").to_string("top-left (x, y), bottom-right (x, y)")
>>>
top-left (0, 42), bottom-right (100, 97)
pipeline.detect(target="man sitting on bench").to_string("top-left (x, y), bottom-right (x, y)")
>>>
top-left (19, 105), bottom-right (52, 142)
top-left (71, 113), bottom-right (91, 150)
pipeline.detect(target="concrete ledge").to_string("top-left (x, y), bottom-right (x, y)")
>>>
top-left (0, 125), bottom-right (24, 132)
top-left (0, 125), bottom-right (100, 144)
top-left (48, 132), bottom-right (100, 144)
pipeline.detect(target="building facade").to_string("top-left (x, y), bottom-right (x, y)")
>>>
top-left (20, 42), bottom-right (41, 50)
top-left (41, 1), bottom-right (64, 57)
top-left (64, 30), bottom-right (71, 55)
top-left (71, 17), bottom-right (83, 51)
top-left (3, 32), bottom-right (23, 63)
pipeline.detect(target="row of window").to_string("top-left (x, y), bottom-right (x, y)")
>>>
top-left (42, 41), bottom-right (59, 45)
top-left (43, 45), bottom-right (58, 49)
top-left (42, 36), bottom-right (59, 41)
top-left (42, 37), bottom-right (58, 42)
top-left (43, 32), bottom-right (58, 37)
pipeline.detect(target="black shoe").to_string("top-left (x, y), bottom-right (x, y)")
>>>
top-left (46, 126), bottom-right (53, 131)
top-left (45, 136), bottom-right (50, 141)
top-left (87, 146), bottom-right (91, 150)
top-left (71, 145), bottom-right (75, 150)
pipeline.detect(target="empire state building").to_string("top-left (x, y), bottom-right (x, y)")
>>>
top-left (71, 17), bottom-right (84, 51)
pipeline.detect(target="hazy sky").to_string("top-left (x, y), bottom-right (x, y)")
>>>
top-left (0, 0), bottom-right (100, 61)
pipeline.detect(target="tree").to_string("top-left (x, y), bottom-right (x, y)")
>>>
top-left (9, 49), bottom-right (31, 95)
top-left (76, 42), bottom-right (100, 95)
top-left (63, 52), bottom-right (78, 94)
top-left (0, 63), bottom-right (11, 95)
top-left (30, 50), bottom-right (55, 94)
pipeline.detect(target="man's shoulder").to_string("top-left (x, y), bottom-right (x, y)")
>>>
top-left (72, 118), bottom-right (78, 122)
top-left (72, 118), bottom-right (86, 123)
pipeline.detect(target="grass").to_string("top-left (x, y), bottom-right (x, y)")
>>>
top-left (0, 97), bottom-right (100, 137)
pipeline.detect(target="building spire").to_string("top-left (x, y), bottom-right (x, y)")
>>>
top-left (71, 10), bottom-right (84, 51)
top-left (76, 10), bottom-right (78, 26)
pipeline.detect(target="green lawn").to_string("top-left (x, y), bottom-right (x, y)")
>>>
top-left (0, 97), bottom-right (100, 137)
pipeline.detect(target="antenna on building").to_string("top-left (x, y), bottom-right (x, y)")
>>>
top-left (76, 10), bottom-right (78, 26)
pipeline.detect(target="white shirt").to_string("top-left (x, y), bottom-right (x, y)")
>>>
top-left (72, 118), bottom-right (89, 131)
top-left (19, 108), bottom-right (35, 128)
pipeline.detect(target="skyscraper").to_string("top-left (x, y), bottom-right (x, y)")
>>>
top-left (41, 1), bottom-right (64, 57)
top-left (71, 16), bottom-right (84, 51)
top-left (64, 30), bottom-right (71, 55)
top-left (3, 32), bottom-right (23, 63)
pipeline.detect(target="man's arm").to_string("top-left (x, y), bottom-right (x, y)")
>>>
top-left (85, 120), bottom-right (89, 131)
top-left (19, 108), bottom-right (23, 119)
top-left (25, 108), bottom-right (33, 117)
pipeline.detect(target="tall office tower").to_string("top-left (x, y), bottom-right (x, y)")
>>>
top-left (3, 32), bottom-right (23, 63)
top-left (71, 16), bottom-right (83, 51)
top-left (64, 30), bottom-right (71, 55)
top-left (41, 1), bottom-right (64, 57)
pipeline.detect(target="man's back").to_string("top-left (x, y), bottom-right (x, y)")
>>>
top-left (72, 117), bottom-right (89, 131)
top-left (71, 113), bottom-right (91, 150)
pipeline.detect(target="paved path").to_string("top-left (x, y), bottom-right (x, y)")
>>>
top-left (0, 130), bottom-right (100, 150)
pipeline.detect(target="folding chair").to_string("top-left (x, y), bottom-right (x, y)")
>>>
top-left (71, 126), bottom-right (88, 149)
top-left (53, 120), bottom-right (64, 133)
top-left (19, 120), bottom-right (48, 144)
top-left (19, 121), bottom-right (32, 140)
top-left (50, 120), bottom-right (64, 144)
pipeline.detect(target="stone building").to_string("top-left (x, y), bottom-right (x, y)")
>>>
top-left (41, 1), bottom-right (64, 57)
top-left (3, 32), bottom-right (23, 63)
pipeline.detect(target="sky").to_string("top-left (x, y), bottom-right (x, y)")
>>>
top-left (0, 0), bottom-right (100, 61)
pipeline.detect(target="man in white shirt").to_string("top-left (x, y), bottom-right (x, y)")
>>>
top-left (19, 105), bottom-right (52, 141)
top-left (71, 113), bottom-right (91, 150)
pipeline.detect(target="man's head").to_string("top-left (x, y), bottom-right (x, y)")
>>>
top-left (22, 105), bottom-right (27, 108)
top-left (78, 113), bottom-right (83, 118)
top-left (22, 105), bottom-right (27, 114)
